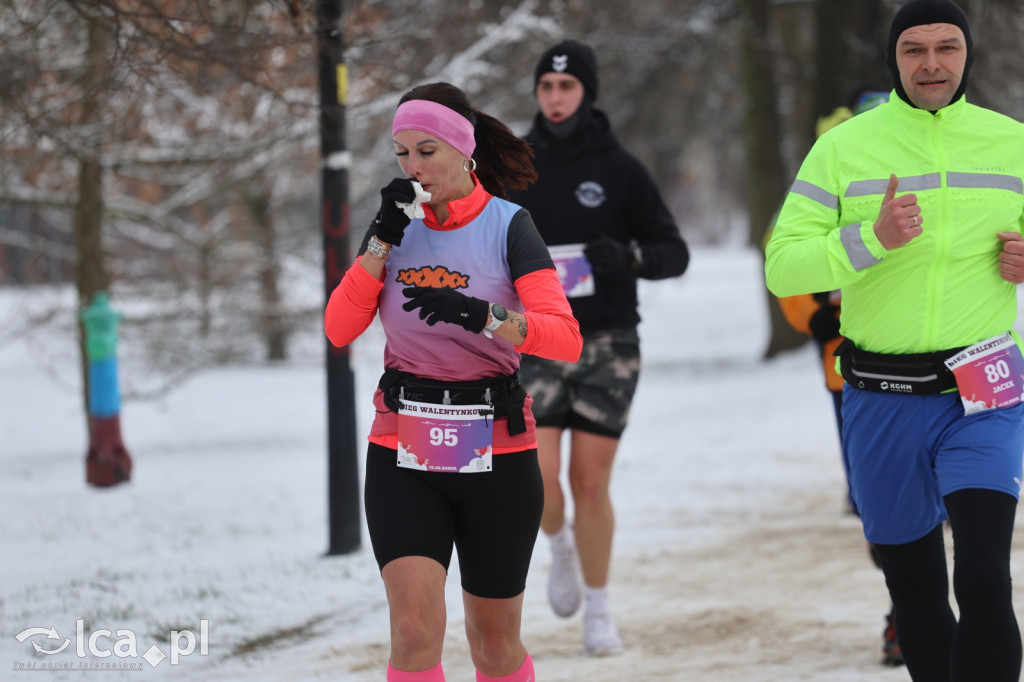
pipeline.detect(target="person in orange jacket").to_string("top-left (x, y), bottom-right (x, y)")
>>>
top-left (777, 289), bottom-right (847, 488)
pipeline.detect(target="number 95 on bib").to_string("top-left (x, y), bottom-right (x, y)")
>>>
top-left (396, 400), bottom-right (494, 473)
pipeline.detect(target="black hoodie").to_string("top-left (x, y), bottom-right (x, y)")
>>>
top-left (509, 108), bottom-right (689, 334)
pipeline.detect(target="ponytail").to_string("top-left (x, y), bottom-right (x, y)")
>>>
top-left (469, 111), bottom-right (537, 199)
top-left (398, 83), bottom-right (536, 199)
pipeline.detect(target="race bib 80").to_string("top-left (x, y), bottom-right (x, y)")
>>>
top-left (944, 332), bottom-right (1024, 416)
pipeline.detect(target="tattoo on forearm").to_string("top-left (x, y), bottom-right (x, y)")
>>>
top-left (514, 314), bottom-right (527, 339)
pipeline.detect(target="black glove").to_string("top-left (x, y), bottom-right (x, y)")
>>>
top-left (401, 286), bottom-right (489, 333)
top-left (808, 304), bottom-right (841, 342)
top-left (372, 178), bottom-right (417, 247)
top-left (584, 235), bottom-right (633, 274)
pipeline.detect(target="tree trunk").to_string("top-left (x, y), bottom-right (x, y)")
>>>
top-left (815, 0), bottom-right (890, 120)
top-left (740, 0), bottom-right (806, 358)
top-left (74, 19), bottom-right (112, 426)
top-left (813, 0), bottom-right (846, 119)
top-left (247, 189), bottom-right (287, 361)
top-left (740, 0), bottom-right (786, 250)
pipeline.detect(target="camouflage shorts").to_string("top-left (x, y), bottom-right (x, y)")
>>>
top-left (519, 327), bottom-right (641, 438)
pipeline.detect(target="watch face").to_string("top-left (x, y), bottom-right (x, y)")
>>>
top-left (492, 303), bottom-right (508, 321)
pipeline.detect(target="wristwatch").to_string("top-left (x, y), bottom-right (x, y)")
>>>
top-left (483, 302), bottom-right (508, 338)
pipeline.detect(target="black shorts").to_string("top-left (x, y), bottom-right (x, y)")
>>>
top-left (364, 443), bottom-right (544, 599)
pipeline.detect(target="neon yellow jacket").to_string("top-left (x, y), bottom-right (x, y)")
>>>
top-left (765, 93), bottom-right (1024, 354)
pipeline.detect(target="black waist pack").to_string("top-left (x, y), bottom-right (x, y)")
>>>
top-left (378, 368), bottom-right (527, 435)
top-left (834, 338), bottom-right (965, 395)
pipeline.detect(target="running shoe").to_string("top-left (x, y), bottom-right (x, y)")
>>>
top-left (882, 611), bottom-right (904, 667)
top-left (584, 609), bottom-right (623, 656)
top-left (548, 530), bottom-right (582, 618)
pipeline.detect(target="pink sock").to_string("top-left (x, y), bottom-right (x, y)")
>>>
top-left (387, 660), bottom-right (445, 681)
top-left (475, 652), bottom-right (535, 682)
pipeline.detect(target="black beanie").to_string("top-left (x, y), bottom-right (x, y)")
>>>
top-left (534, 40), bottom-right (599, 101)
top-left (887, 0), bottom-right (972, 109)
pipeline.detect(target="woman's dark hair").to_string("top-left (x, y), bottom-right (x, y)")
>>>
top-left (398, 82), bottom-right (536, 199)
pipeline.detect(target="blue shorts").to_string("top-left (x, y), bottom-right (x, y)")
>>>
top-left (842, 385), bottom-right (1024, 545)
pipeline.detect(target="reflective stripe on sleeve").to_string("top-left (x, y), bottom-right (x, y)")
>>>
top-left (841, 222), bottom-right (881, 271)
top-left (790, 179), bottom-right (838, 209)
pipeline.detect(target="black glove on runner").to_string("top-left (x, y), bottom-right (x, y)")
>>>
top-left (373, 178), bottom-right (417, 246)
top-left (401, 286), bottom-right (490, 333)
top-left (808, 304), bottom-right (841, 342)
top-left (584, 235), bottom-right (632, 274)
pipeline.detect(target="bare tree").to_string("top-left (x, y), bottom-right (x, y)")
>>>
top-left (738, 0), bottom-right (806, 358)
top-left (73, 17), bottom-right (115, 416)
top-left (6, 0), bottom-right (1024, 401)
top-left (813, 0), bottom-right (889, 120)
top-left (1, 0), bottom-right (322, 402)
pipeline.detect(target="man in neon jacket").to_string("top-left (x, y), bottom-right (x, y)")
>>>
top-left (766, 1), bottom-right (1024, 680)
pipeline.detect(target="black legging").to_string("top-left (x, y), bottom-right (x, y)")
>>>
top-left (871, 489), bottom-right (1021, 682)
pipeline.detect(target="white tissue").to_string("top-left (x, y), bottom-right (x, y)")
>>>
top-left (395, 181), bottom-right (432, 220)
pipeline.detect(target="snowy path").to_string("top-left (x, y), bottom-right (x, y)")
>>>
top-left (4, 248), bottom-right (1024, 680)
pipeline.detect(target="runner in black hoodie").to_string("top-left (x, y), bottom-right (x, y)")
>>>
top-left (509, 39), bottom-right (689, 656)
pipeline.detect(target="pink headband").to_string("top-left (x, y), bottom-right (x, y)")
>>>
top-left (392, 100), bottom-right (476, 160)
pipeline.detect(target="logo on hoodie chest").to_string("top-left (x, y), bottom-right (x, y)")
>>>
top-left (575, 181), bottom-right (606, 209)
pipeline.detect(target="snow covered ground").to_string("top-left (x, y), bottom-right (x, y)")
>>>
top-left (3, 246), bottom-right (1024, 681)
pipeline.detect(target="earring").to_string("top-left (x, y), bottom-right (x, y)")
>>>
top-left (463, 158), bottom-right (477, 172)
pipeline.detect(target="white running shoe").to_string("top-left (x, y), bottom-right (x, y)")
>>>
top-left (547, 530), bottom-right (582, 618)
top-left (583, 610), bottom-right (623, 656)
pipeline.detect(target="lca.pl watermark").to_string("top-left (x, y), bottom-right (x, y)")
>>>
top-left (13, 619), bottom-right (209, 669)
